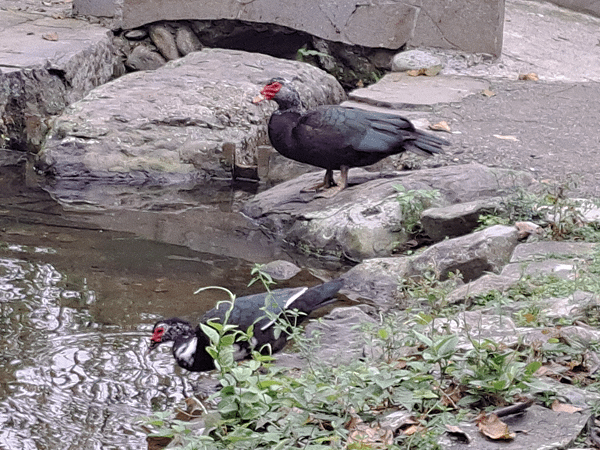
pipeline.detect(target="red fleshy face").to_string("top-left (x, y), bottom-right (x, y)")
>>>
top-left (151, 326), bottom-right (164, 343)
top-left (260, 81), bottom-right (282, 100)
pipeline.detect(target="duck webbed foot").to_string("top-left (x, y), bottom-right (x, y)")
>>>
top-left (301, 169), bottom-right (337, 193)
top-left (314, 166), bottom-right (349, 198)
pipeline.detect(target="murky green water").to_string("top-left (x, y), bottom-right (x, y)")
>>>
top-left (0, 158), bottom-right (344, 449)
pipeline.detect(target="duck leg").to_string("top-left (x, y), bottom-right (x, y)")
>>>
top-left (315, 166), bottom-right (349, 198)
top-left (302, 169), bottom-right (337, 193)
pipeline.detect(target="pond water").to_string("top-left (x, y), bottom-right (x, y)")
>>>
top-left (0, 156), bottom-right (346, 449)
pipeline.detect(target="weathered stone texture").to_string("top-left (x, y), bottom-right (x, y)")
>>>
top-left (120, 0), bottom-right (420, 49)
top-left (0, 16), bottom-right (122, 151)
top-left (243, 164), bottom-right (535, 262)
top-left (36, 48), bottom-right (345, 185)
top-left (412, 0), bottom-right (505, 55)
top-left (76, 0), bottom-right (505, 56)
top-left (545, 0), bottom-right (600, 16)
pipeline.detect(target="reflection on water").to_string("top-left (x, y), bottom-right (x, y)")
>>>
top-left (0, 256), bottom-right (210, 449)
top-left (0, 156), bottom-right (347, 449)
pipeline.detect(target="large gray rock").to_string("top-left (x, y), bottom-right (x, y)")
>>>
top-left (409, 225), bottom-right (519, 282)
top-left (421, 197), bottom-right (504, 242)
top-left (446, 241), bottom-right (599, 305)
top-left (342, 225), bottom-right (519, 308)
top-left (501, 241), bottom-right (598, 280)
top-left (243, 164), bottom-right (535, 262)
top-left (446, 273), bottom-right (519, 305)
top-left (0, 14), bottom-right (123, 152)
top-left (120, 0), bottom-right (418, 49)
top-left (36, 48), bottom-right (345, 185)
top-left (275, 306), bottom-right (378, 368)
top-left (341, 257), bottom-right (412, 306)
top-left (545, 0), bottom-right (600, 16)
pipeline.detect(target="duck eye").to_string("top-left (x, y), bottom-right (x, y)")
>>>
top-left (151, 326), bottom-right (165, 342)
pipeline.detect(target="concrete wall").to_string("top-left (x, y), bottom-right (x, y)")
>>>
top-left (73, 0), bottom-right (506, 56)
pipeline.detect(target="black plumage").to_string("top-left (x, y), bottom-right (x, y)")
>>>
top-left (147, 279), bottom-right (343, 372)
top-left (253, 78), bottom-right (449, 195)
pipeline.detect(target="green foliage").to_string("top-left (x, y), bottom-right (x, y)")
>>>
top-left (248, 263), bottom-right (276, 290)
top-left (477, 179), bottom-right (600, 241)
top-left (295, 46), bottom-right (330, 61)
top-left (140, 298), bottom-right (553, 449)
top-left (458, 337), bottom-right (542, 406)
top-left (397, 270), bottom-right (463, 314)
top-left (394, 186), bottom-right (440, 235)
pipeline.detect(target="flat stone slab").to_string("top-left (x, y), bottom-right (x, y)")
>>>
top-left (0, 12), bottom-right (110, 72)
top-left (502, 241), bottom-right (598, 280)
top-left (440, 404), bottom-right (589, 450)
top-left (502, 258), bottom-right (581, 280)
top-left (110, 0), bottom-right (504, 55)
top-left (436, 0), bottom-right (600, 82)
top-left (348, 73), bottom-right (490, 109)
top-left (120, 0), bottom-right (418, 49)
top-left (510, 241), bottom-right (598, 263)
top-left (0, 6), bottom-right (122, 151)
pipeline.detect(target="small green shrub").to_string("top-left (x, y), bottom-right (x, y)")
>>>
top-left (394, 186), bottom-right (440, 235)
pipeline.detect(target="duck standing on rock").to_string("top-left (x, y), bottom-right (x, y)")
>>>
top-left (147, 279), bottom-right (343, 372)
top-left (253, 78), bottom-right (449, 196)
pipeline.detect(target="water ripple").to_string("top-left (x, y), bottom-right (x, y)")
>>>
top-left (0, 257), bottom-right (207, 450)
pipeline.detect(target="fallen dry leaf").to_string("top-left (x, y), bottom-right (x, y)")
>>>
top-left (441, 383), bottom-right (464, 407)
top-left (482, 89), bottom-right (496, 97)
top-left (394, 360), bottom-right (408, 369)
top-left (533, 365), bottom-right (550, 376)
top-left (518, 72), bottom-right (539, 81)
top-left (344, 411), bottom-right (362, 431)
top-left (493, 134), bottom-right (519, 142)
top-left (403, 424), bottom-right (426, 436)
top-left (477, 414), bottom-right (516, 440)
top-left (429, 121), bottom-right (452, 133)
top-left (42, 32), bottom-right (59, 41)
top-left (445, 424), bottom-right (472, 443)
top-left (347, 423), bottom-right (393, 448)
top-left (551, 400), bottom-right (583, 414)
top-left (406, 65), bottom-right (442, 77)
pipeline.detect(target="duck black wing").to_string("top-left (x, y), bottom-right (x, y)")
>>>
top-left (291, 106), bottom-right (447, 169)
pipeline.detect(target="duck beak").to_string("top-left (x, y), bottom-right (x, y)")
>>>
top-left (252, 93), bottom-right (265, 104)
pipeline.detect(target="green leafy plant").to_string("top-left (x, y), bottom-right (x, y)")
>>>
top-left (397, 270), bottom-right (463, 314)
top-left (394, 186), bottom-right (440, 235)
top-left (459, 337), bottom-right (542, 406)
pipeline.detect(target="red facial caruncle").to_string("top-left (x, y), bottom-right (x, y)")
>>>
top-left (260, 81), bottom-right (282, 100)
top-left (151, 326), bottom-right (164, 343)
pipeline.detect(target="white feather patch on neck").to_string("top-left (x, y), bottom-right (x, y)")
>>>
top-left (174, 337), bottom-right (198, 365)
